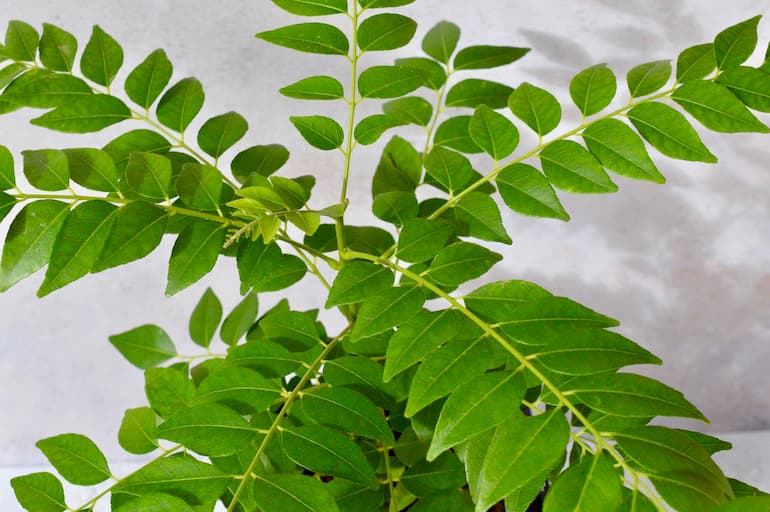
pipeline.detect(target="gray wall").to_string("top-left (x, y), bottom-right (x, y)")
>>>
top-left (1, 0), bottom-right (769, 469)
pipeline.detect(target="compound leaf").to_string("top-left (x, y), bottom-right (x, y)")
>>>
top-left (434, 115), bottom-right (482, 153)
top-left (424, 146), bottom-right (476, 194)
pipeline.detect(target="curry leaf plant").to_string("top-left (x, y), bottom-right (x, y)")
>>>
top-left (2, 5), bottom-right (770, 512)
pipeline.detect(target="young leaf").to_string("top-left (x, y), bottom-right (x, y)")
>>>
top-left (358, 65), bottom-right (426, 98)
top-left (92, 202), bottom-right (167, 272)
top-left (0, 200), bottom-right (69, 292)
top-left (672, 80), bottom-right (769, 133)
top-left (326, 260), bottom-right (394, 307)
top-left (64, 148), bottom-right (120, 192)
top-left (0, 145), bottom-right (14, 189)
top-left (10, 472), bottom-right (67, 512)
top-left (237, 239), bottom-right (306, 293)
top-left (508, 82), bottom-right (561, 136)
top-left (542, 453), bottom-right (623, 512)
top-left (716, 66), bottom-right (770, 112)
top-left (125, 152), bottom-right (172, 201)
top-left (291, 115), bottom-right (344, 150)
top-left (469, 105), bottom-right (519, 160)
top-left (446, 79), bottom-right (513, 109)
top-left (176, 163), bottom-right (223, 211)
top-left (156, 77), bottom-right (205, 133)
top-left (30, 95), bottom-right (131, 133)
top-left (401, 452), bottom-right (467, 497)
top-left (256, 23), bottom-right (349, 55)
top-left (157, 403), bottom-right (255, 457)
top-left (354, 115), bottom-right (406, 145)
top-left (426, 242), bottom-right (502, 287)
top-left (383, 96), bottom-right (433, 126)
top-left (272, 0), bottom-right (348, 16)
top-left (39, 23), bottom-right (77, 72)
top-left (582, 118), bottom-right (666, 182)
top-left (80, 25), bottom-right (123, 87)
top-left (22, 149), bottom-right (70, 191)
top-left (350, 286), bottom-right (425, 341)
top-left (232, 144), bottom-right (290, 181)
top-left (626, 60), bottom-right (672, 97)
top-left (4, 21), bottom-right (39, 61)
top-left (194, 366), bottom-right (281, 412)
top-left (421, 21), bottom-right (460, 63)
top-left (676, 43), bottom-right (716, 83)
top-left (189, 288), bottom-right (223, 348)
top-left (280, 75), bottom-right (345, 100)
top-left (108, 324), bottom-right (176, 369)
top-left (454, 192), bottom-right (512, 243)
top-left (125, 49), bottom-right (174, 110)
top-left (627, 102), bottom-right (718, 162)
top-left (496, 162), bottom-right (570, 220)
top-left (424, 146), bottom-right (476, 194)
top-left (434, 115), bottom-right (482, 153)
top-left (166, 220), bottom-right (224, 296)
top-left (252, 473), bottom-right (340, 512)
top-left (714, 15), bottom-right (760, 70)
top-left (118, 407), bottom-right (158, 454)
top-left (539, 140), bottom-right (618, 193)
top-left (454, 45), bottom-right (529, 70)
top-left (36, 434), bottom-right (111, 486)
top-left (395, 56), bottom-right (447, 89)
top-left (220, 292), bottom-right (259, 345)
top-left (570, 63), bottom-right (616, 116)
top-left (197, 111), bottom-right (248, 158)
top-left (358, 13), bottom-right (416, 52)
top-left (38, 201), bottom-right (118, 297)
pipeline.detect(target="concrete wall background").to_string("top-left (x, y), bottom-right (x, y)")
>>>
top-left (1, 0), bottom-right (769, 475)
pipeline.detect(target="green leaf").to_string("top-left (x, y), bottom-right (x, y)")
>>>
top-left (496, 162), bottom-right (569, 220)
top-left (676, 43), bottom-right (716, 82)
top-left (156, 77), bottom-right (204, 133)
top-left (195, 366), bottom-right (281, 412)
top-left (713, 497), bottom-right (770, 511)
top-left (730, 479), bottom-right (770, 498)
top-left (272, 0), bottom-right (348, 16)
top-left (582, 118), bottom-right (666, 182)
top-left (446, 79), bottom-right (513, 109)
top-left (678, 430), bottom-right (733, 455)
top-left (2, 69), bottom-right (92, 108)
top-left (405, 335), bottom-right (495, 417)
top-left (372, 190), bottom-right (417, 224)
top-left (454, 45), bottom-right (529, 70)
top-left (401, 452), bottom-right (467, 497)
top-left (189, 288), bottom-right (222, 348)
top-left (714, 16), bottom-right (760, 70)
top-left (349, 286), bottom-right (424, 341)
top-left (10, 472), bottom-right (67, 512)
top-left (38, 201), bottom-right (118, 297)
top-left (22, 149), bottom-right (70, 191)
top-left (145, 367), bottom-right (197, 419)
top-left (237, 239), bottom-right (306, 293)
top-left (80, 25), bottom-right (123, 87)
top-left (0, 192), bottom-right (16, 224)
top-left (508, 82), bottom-right (561, 136)
top-left (259, 308), bottom-right (322, 349)
top-left (288, 210), bottom-right (321, 235)
top-left (166, 220), bottom-right (224, 296)
top-left (109, 324), bottom-right (176, 369)
top-left (358, 13), bottom-right (416, 52)
top-left (434, 115), bottom-right (482, 153)
top-left (280, 75), bottom-right (344, 100)
top-left (228, 339), bottom-right (319, 377)
top-left (421, 21), bottom-right (460, 63)
top-left (118, 407), bottom-right (158, 455)
top-left (475, 411), bottom-right (570, 511)
top-left (628, 102), bottom-right (718, 162)
top-left (232, 144), bottom-right (290, 181)
top-left (672, 80), bottom-right (769, 133)
top-left (291, 115), bottom-right (344, 150)
top-left (38, 24), bottom-right (77, 71)
top-left (256, 23), bottom-right (349, 55)
top-left (429, 372), bottom-right (525, 460)
top-left (464, 280), bottom-right (551, 318)
top-left (358, 65), bottom-right (426, 98)
top-left (103, 129), bottom-right (172, 171)
top-left (648, 471), bottom-right (728, 511)
top-left (93, 202), bottom-right (167, 272)
top-left (176, 163), bottom-right (223, 211)
top-left (454, 191), bottom-right (512, 243)
top-left (383, 309), bottom-right (459, 380)
top-left (0, 145), bottom-right (14, 189)
top-left (424, 146), bottom-right (476, 194)
top-left (220, 292), bottom-right (259, 345)
top-left (125, 49), bottom-right (173, 110)
top-left (619, 488), bottom-right (657, 512)
top-left (354, 115), bottom-right (406, 145)
top-left (282, 425), bottom-right (377, 484)
top-left (64, 148), bottom-right (119, 192)
top-left (323, 356), bottom-right (397, 408)
top-left (253, 473), bottom-right (340, 512)
top-left (539, 140), bottom-right (617, 193)
top-left (125, 152), bottom-right (172, 201)
top-left (327, 260), bottom-right (394, 307)
top-left (114, 493), bottom-right (196, 512)
top-left (360, 0), bottom-right (415, 7)
top-left (372, 135), bottom-right (421, 195)
top-left (36, 433), bottom-right (111, 486)
top-left (395, 56), bottom-right (447, 89)
top-left (427, 242), bottom-right (502, 287)
top-left (570, 64), bottom-right (616, 116)
top-left (543, 453), bottom-right (623, 512)
top-left (469, 105), bottom-right (519, 159)
top-left (0, 62), bottom-right (27, 90)
top-left (626, 60), bottom-right (671, 97)
top-left (298, 387), bottom-right (394, 445)
top-left (328, 479), bottom-right (384, 512)
top-left (0, 200), bottom-right (69, 292)
top-left (716, 66), bottom-right (770, 112)
top-left (409, 491), bottom-right (474, 512)
top-left (396, 218), bottom-right (452, 264)
top-left (5, 21), bottom-right (38, 61)
top-left (30, 95), bottom-right (131, 133)
top-left (382, 96), bottom-right (432, 126)
top-left (157, 403), bottom-right (255, 457)
top-left (198, 111), bottom-right (248, 158)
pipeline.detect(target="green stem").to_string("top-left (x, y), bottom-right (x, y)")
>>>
top-left (225, 325), bottom-right (352, 512)
top-left (282, 229), bottom-right (332, 290)
top-left (383, 446), bottom-right (397, 512)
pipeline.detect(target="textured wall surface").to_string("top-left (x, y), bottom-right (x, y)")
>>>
top-left (1, 0), bottom-right (769, 479)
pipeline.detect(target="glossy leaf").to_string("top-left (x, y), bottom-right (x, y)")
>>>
top-left (118, 407), bottom-right (158, 454)
top-left (144, 367), bottom-right (197, 418)
top-left (22, 149), bottom-right (69, 191)
top-left (0, 200), bottom-right (69, 292)
top-left (232, 144), bottom-right (290, 180)
top-left (396, 218), bottom-right (452, 264)
top-left (176, 163), bottom-right (223, 211)
top-left (327, 260), bottom-right (393, 307)
top-left (157, 403), bottom-right (255, 457)
top-left (64, 148), bottom-right (119, 192)
top-left (410, 491), bottom-right (474, 512)
top-left (80, 25), bottom-right (123, 86)
top-left (354, 114), bottom-right (406, 145)
top-left (272, 0), bottom-right (348, 16)
top-left (384, 308), bottom-right (458, 381)
top-left (383, 96), bottom-right (432, 126)
top-left (509, 82), bottom-right (561, 136)
top-left (220, 292), bottom-right (259, 345)
top-left (0, 192), bottom-right (15, 224)
top-left (672, 80), bottom-right (769, 133)
top-left (166, 220), bottom-right (224, 296)
top-left (189, 288), bottom-right (222, 348)
top-left (125, 49), bottom-right (173, 110)
top-left (446, 79), bottom-right (513, 109)
top-left (114, 493), bottom-right (196, 512)
top-left (627, 102), bottom-right (718, 162)
top-left (328, 479), bottom-right (384, 512)
top-left (395, 56), bottom-right (447, 89)
top-left (454, 45), bottom-right (529, 70)
top-left (716, 66), bottom-right (770, 112)
top-left (582, 118), bottom-right (666, 182)
top-left (0, 145), bottom-right (14, 189)
top-left (38, 24), bottom-right (76, 71)
top-left (569, 64), bottom-right (616, 116)
top-left (372, 190), bottom-right (418, 224)
top-left (125, 152), bottom-right (172, 201)
top-left (4, 21), bottom-right (38, 61)
top-left (31, 95), bottom-right (131, 133)
top-left (371, 135), bottom-right (421, 195)
top-left (421, 21), bottom-right (460, 63)
top-left (454, 192), bottom-right (512, 243)
top-left (237, 239), bottom-right (306, 293)
top-left (401, 452), bottom-right (467, 497)
top-left (103, 129), bottom-right (172, 170)
top-left (93, 202), bottom-right (167, 272)
top-left (349, 286), bottom-right (424, 341)
top-left (10, 472), bottom-right (66, 512)
top-left (713, 497), bottom-right (770, 511)
top-left (36, 433), bottom-right (111, 485)
top-left (291, 115), bottom-right (344, 150)
top-left (539, 140), bottom-right (617, 193)
top-left (358, 13), bottom-right (416, 52)
top-left (464, 280), bottom-right (552, 319)
top-left (360, 0), bottom-right (415, 7)
top-left (424, 146), bottom-right (476, 194)
top-left (108, 324), bottom-right (176, 369)
top-left (156, 77), bottom-right (204, 133)
top-left (627, 60), bottom-right (671, 97)
top-left (496, 162), bottom-right (569, 220)
top-left (2, 69), bottom-right (92, 108)
top-left (714, 16), bottom-right (760, 70)
top-left (426, 242), bottom-right (502, 287)
top-left (676, 43), bottom-right (716, 82)
top-left (198, 111), bottom-right (248, 158)
top-left (253, 473), bottom-right (340, 512)
top-left (469, 105), bottom-right (519, 159)
top-left (195, 366), bottom-right (281, 412)
top-left (256, 23), bottom-right (349, 55)
top-left (280, 75), bottom-right (344, 100)
top-left (358, 65), bottom-right (426, 98)
top-left (434, 115), bottom-right (482, 153)
top-left (543, 453), bottom-right (623, 512)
